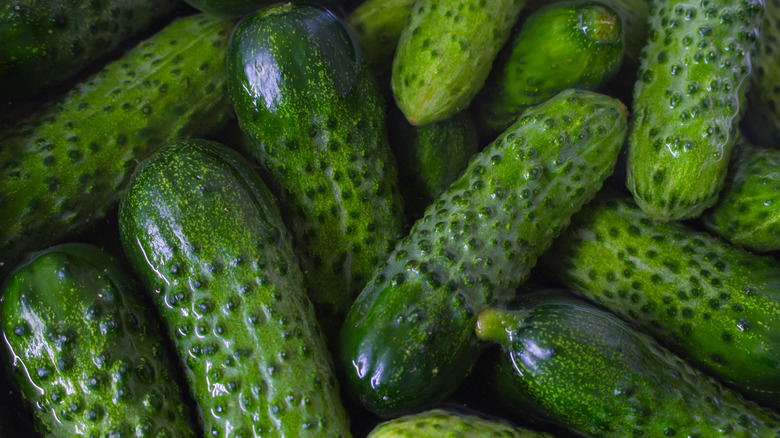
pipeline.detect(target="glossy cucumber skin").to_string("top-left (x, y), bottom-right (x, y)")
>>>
top-left (387, 108), bottom-right (479, 222)
top-left (367, 408), bottom-right (553, 438)
top-left (391, 0), bottom-right (527, 126)
top-left (227, 3), bottom-right (404, 334)
top-left (743, 0), bottom-right (780, 146)
top-left (347, 0), bottom-right (417, 75)
top-left (702, 139), bottom-right (780, 253)
top-left (119, 139), bottom-right (351, 437)
top-left (1, 243), bottom-right (196, 438)
top-left (626, 0), bottom-right (763, 220)
top-left (540, 193), bottom-right (780, 406)
top-left (339, 89), bottom-right (628, 417)
top-left (0, 14), bottom-right (233, 279)
top-left (476, 292), bottom-right (780, 437)
top-left (0, 0), bottom-right (178, 100)
top-left (476, 2), bottom-right (624, 135)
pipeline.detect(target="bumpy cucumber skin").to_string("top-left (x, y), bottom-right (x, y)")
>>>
top-left (626, 0), bottom-right (763, 220)
top-left (347, 0), bottom-right (417, 75)
top-left (743, 0), bottom-right (780, 146)
top-left (476, 3), bottom-right (624, 135)
top-left (1, 243), bottom-right (196, 438)
top-left (391, 0), bottom-right (527, 126)
top-left (339, 89), bottom-right (628, 417)
top-left (541, 194), bottom-right (780, 406)
top-left (703, 139), bottom-right (780, 253)
top-left (227, 3), bottom-right (404, 333)
top-left (477, 292), bottom-right (780, 437)
top-left (119, 139), bottom-right (351, 437)
top-left (0, 0), bottom-right (178, 100)
top-left (0, 14), bottom-right (233, 278)
top-left (387, 108), bottom-right (479, 222)
top-left (367, 408), bottom-right (553, 438)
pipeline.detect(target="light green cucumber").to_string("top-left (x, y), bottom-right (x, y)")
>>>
top-left (391, 0), bottom-right (527, 126)
top-left (367, 408), bottom-right (553, 437)
top-left (626, 0), bottom-right (764, 220)
top-left (0, 14), bottom-right (233, 278)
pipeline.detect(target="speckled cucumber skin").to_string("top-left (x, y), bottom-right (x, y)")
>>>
top-left (477, 292), bottom-right (780, 437)
top-left (391, 0), bottom-right (527, 126)
top-left (743, 0), bottom-right (780, 146)
top-left (540, 194), bottom-right (780, 406)
top-left (626, 0), bottom-right (763, 220)
top-left (702, 139), bottom-right (780, 253)
top-left (476, 2), bottom-right (624, 135)
top-left (387, 108), bottom-right (479, 222)
top-left (0, 14), bottom-right (233, 278)
top-left (339, 89), bottom-right (628, 417)
top-left (347, 0), bottom-right (417, 75)
top-left (119, 139), bottom-right (351, 438)
top-left (227, 3), bottom-right (404, 334)
top-left (0, 0), bottom-right (178, 100)
top-left (1, 243), bottom-right (196, 438)
top-left (367, 408), bottom-right (554, 438)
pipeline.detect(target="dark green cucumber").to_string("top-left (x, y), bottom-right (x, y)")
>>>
top-left (702, 138), bottom-right (780, 253)
top-left (387, 108), bottom-right (479, 222)
top-left (540, 193), bottom-right (780, 406)
top-left (0, 13), bottom-right (233, 278)
top-left (626, 0), bottom-right (764, 220)
top-left (475, 2), bottom-right (624, 136)
top-left (227, 3), bottom-right (404, 334)
top-left (119, 139), bottom-right (351, 437)
top-left (476, 291), bottom-right (780, 437)
top-left (339, 89), bottom-right (628, 417)
top-left (390, 0), bottom-right (527, 126)
top-left (1, 243), bottom-right (196, 438)
top-left (181, 0), bottom-right (274, 18)
top-left (743, 0), bottom-right (780, 146)
top-left (0, 0), bottom-right (178, 100)
top-left (367, 408), bottom-right (553, 437)
top-left (347, 0), bottom-right (417, 76)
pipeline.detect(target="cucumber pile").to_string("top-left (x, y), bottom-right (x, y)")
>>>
top-left (0, 1), bottom-right (778, 437)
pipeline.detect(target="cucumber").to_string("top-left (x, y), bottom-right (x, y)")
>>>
top-left (339, 89), bottom-right (628, 417)
top-left (119, 139), bottom-right (351, 437)
top-left (367, 408), bottom-right (553, 437)
top-left (227, 3), bottom-right (405, 335)
top-left (390, 0), bottom-right (527, 126)
top-left (626, 0), bottom-right (764, 220)
top-left (0, 13), bottom-right (233, 278)
top-left (742, 0), bottom-right (780, 146)
top-left (539, 193), bottom-right (780, 406)
top-left (702, 138), bottom-right (780, 253)
top-left (387, 108), bottom-right (479, 222)
top-left (181, 0), bottom-right (274, 18)
top-left (476, 291), bottom-right (780, 437)
top-left (475, 2), bottom-right (625, 136)
top-left (1, 243), bottom-right (196, 438)
top-left (0, 0), bottom-right (178, 100)
top-left (347, 0), bottom-right (417, 76)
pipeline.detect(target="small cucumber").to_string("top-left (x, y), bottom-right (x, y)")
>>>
top-left (0, 0), bottom-right (178, 100)
top-left (476, 291), bottom-right (780, 437)
top-left (347, 0), bottom-right (417, 76)
top-left (339, 89), bottom-right (628, 417)
top-left (119, 139), bottom-right (351, 437)
top-left (475, 2), bottom-right (624, 135)
top-left (367, 408), bottom-right (553, 437)
top-left (743, 0), bottom-right (780, 146)
top-left (0, 14), bottom-right (233, 278)
top-left (626, 0), bottom-right (764, 220)
top-left (540, 193), bottom-right (780, 406)
top-left (1, 243), bottom-right (196, 438)
top-left (227, 3), bottom-right (405, 334)
top-left (390, 0), bottom-right (527, 126)
top-left (702, 138), bottom-right (780, 253)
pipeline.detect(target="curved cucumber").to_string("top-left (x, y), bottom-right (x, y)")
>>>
top-left (702, 138), bottom-right (780, 253)
top-left (227, 3), bottom-right (404, 334)
top-left (0, 0), bottom-right (178, 100)
top-left (339, 89), bottom-right (628, 417)
top-left (1, 243), bottom-right (196, 438)
top-left (0, 14), bottom-right (233, 278)
top-left (119, 139), bottom-right (351, 437)
top-left (476, 291), bottom-right (780, 437)
top-left (367, 408), bottom-right (553, 437)
top-left (540, 193), bottom-right (780, 406)
top-left (626, 0), bottom-right (764, 220)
